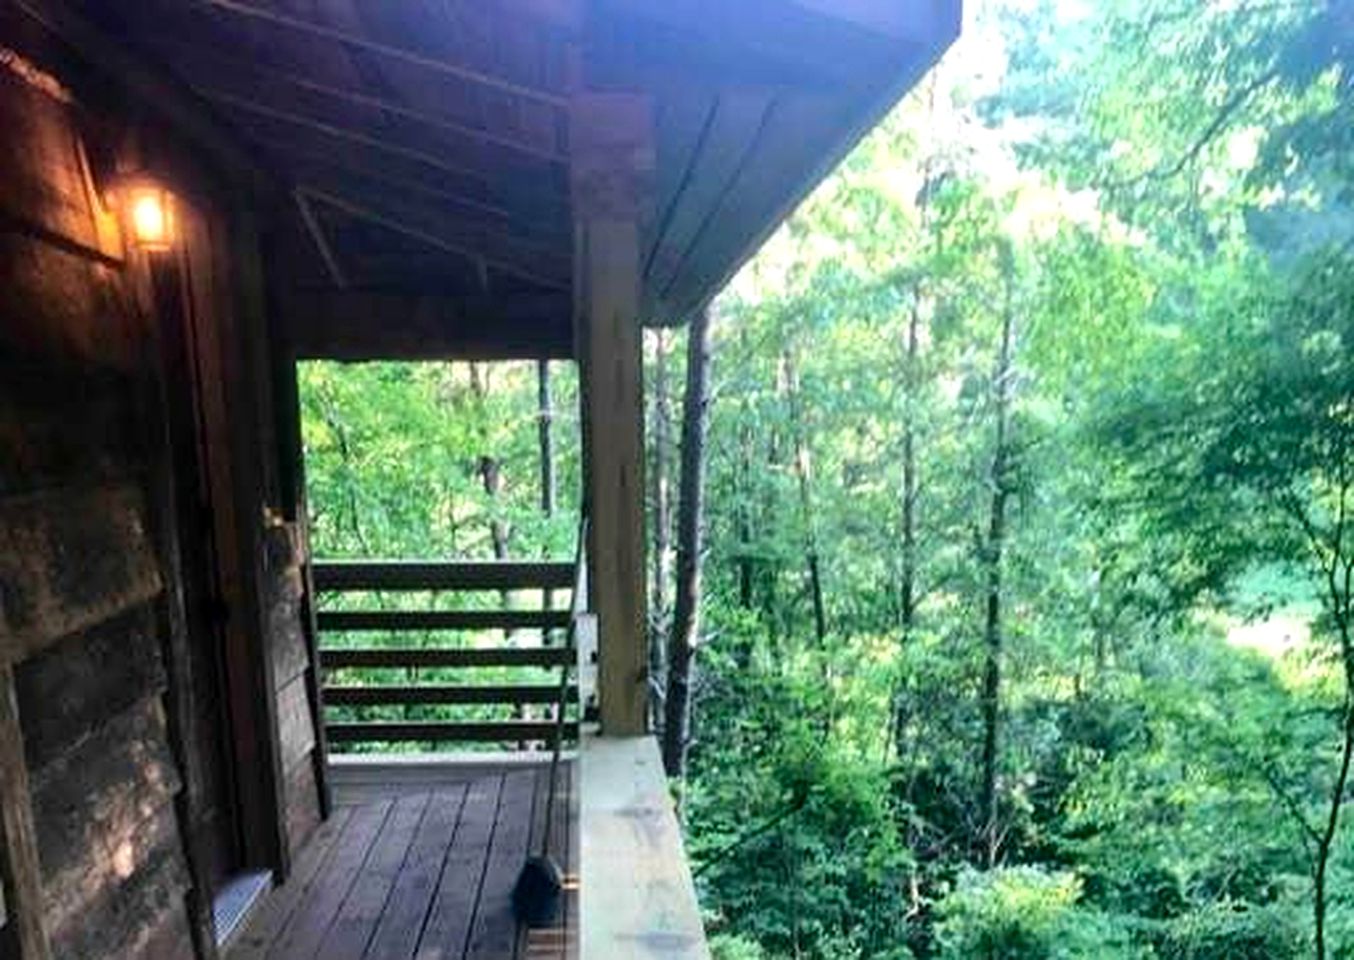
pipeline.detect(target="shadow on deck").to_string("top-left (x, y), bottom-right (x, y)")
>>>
top-left (227, 757), bottom-right (575, 960)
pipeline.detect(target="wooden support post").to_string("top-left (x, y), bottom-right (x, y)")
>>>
top-left (0, 666), bottom-right (52, 960)
top-left (571, 94), bottom-right (654, 736)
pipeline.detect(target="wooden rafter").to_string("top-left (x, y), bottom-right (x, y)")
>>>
top-left (294, 188), bottom-right (346, 288)
top-left (300, 187), bottom-right (568, 291)
top-left (294, 163), bottom-right (569, 255)
top-left (144, 36), bottom-right (568, 165)
top-left (251, 138), bottom-right (516, 222)
top-left (190, 0), bottom-right (567, 109)
top-left (199, 89), bottom-right (493, 187)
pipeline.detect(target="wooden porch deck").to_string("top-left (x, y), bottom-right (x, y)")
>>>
top-left (227, 759), bottom-right (575, 960)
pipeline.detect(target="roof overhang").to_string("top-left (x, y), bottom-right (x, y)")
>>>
top-left (72, 0), bottom-right (960, 352)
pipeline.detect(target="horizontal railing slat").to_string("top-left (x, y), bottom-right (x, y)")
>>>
top-left (323, 684), bottom-right (578, 706)
top-left (321, 647), bottom-right (572, 669)
top-left (313, 560), bottom-right (574, 592)
top-left (326, 720), bottom-right (579, 744)
top-left (317, 609), bottom-right (571, 632)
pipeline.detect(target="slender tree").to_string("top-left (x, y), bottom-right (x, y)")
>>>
top-left (651, 329), bottom-right (675, 720)
top-left (663, 307), bottom-right (715, 780)
top-left (978, 245), bottom-right (1018, 868)
top-left (783, 346), bottom-right (828, 647)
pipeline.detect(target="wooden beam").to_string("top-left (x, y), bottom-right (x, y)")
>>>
top-left (201, 90), bottom-right (493, 188)
top-left (298, 182), bottom-right (570, 286)
top-left (283, 290), bottom-right (574, 362)
top-left (253, 141), bottom-right (518, 222)
top-left (317, 610), bottom-right (572, 632)
top-left (572, 94), bottom-right (653, 736)
top-left (313, 560), bottom-right (575, 592)
top-left (189, 0), bottom-right (567, 109)
top-left (301, 188), bottom-right (569, 291)
top-left (294, 189), bottom-right (346, 289)
top-left (143, 37), bottom-right (569, 165)
top-left (0, 666), bottom-right (52, 960)
top-left (790, 0), bottom-right (952, 44)
top-left (325, 720), bottom-right (579, 744)
top-left (322, 684), bottom-right (578, 707)
top-left (321, 647), bottom-right (572, 670)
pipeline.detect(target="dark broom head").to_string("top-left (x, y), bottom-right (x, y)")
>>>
top-left (512, 854), bottom-right (563, 928)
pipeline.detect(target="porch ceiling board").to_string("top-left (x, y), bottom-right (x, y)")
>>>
top-left (77, 0), bottom-right (960, 346)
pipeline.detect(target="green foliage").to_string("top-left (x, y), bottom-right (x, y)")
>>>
top-left (297, 0), bottom-right (1354, 954)
top-left (934, 867), bottom-right (1142, 959)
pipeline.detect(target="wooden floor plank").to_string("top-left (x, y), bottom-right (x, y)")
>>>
top-left (466, 771), bottom-right (536, 960)
top-left (319, 792), bottom-right (432, 960)
top-left (227, 806), bottom-right (355, 960)
top-left (267, 798), bottom-right (395, 959)
top-left (414, 775), bottom-right (504, 960)
top-left (513, 767), bottom-right (549, 960)
top-left (364, 786), bottom-right (470, 960)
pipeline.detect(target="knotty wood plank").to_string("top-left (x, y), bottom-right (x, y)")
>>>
top-left (0, 483), bottom-right (163, 667)
top-left (363, 786), bottom-right (469, 960)
top-left (318, 611), bottom-right (571, 633)
top-left (579, 736), bottom-right (708, 959)
top-left (317, 792), bottom-right (430, 960)
top-left (265, 799), bottom-right (394, 959)
top-left (324, 685), bottom-right (578, 707)
top-left (326, 721), bottom-right (579, 746)
top-left (0, 664), bottom-right (52, 959)
top-left (226, 805), bottom-right (354, 960)
top-left (313, 561), bottom-right (574, 592)
top-left (414, 775), bottom-right (503, 960)
top-left (466, 771), bottom-right (536, 960)
top-left (277, 673), bottom-right (317, 774)
top-left (322, 648), bottom-right (572, 670)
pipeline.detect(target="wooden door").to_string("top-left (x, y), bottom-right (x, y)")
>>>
top-left (151, 215), bottom-right (244, 894)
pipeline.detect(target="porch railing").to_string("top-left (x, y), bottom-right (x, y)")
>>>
top-left (313, 544), bottom-right (587, 750)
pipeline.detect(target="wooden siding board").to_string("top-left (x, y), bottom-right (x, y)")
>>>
top-left (13, 603), bottom-right (164, 771)
top-left (276, 674), bottom-right (317, 777)
top-left (0, 483), bottom-right (164, 666)
top-left (28, 697), bottom-right (181, 911)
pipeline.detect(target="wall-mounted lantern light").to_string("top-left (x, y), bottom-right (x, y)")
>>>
top-left (108, 174), bottom-right (176, 252)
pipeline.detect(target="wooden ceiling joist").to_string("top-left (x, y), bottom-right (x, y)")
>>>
top-left (201, 90), bottom-right (490, 185)
top-left (245, 135), bottom-right (518, 222)
top-left (297, 164), bottom-right (569, 252)
top-left (145, 37), bottom-right (568, 165)
top-left (190, 0), bottom-right (568, 110)
top-left (301, 188), bottom-right (568, 291)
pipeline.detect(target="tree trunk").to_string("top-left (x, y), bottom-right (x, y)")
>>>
top-left (662, 307), bottom-right (715, 779)
top-left (979, 250), bottom-right (1017, 868)
top-left (892, 293), bottom-right (923, 756)
top-left (784, 348), bottom-right (827, 647)
top-left (651, 330), bottom-right (674, 719)
top-left (537, 360), bottom-right (556, 639)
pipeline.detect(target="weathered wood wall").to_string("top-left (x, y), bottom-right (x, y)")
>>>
top-left (0, 14), bottom-right (322, 957)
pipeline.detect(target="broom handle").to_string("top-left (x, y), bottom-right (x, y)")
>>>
top-left (539, 517), bottom-right (587, 858)
top-left (538, 628), bottom-right (570, 858)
